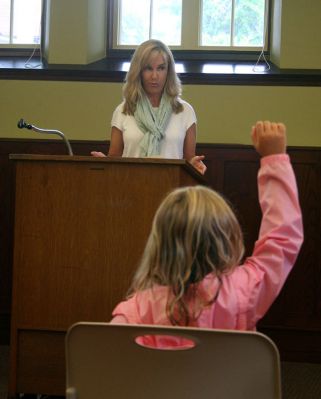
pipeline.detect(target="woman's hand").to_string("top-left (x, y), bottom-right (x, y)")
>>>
top-left (91, 151), bottom-right (107, 157)
top-left (189, 155), bottom-right (207, 175)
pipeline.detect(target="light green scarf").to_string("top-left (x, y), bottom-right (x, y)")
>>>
top-left (134, 93), bottom-right (173, 157)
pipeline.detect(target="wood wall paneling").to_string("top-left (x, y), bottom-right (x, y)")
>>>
top-left (0, 139), bottom-right (320, 363)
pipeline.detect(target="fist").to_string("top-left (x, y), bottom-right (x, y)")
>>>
top-left (251, 121), bottom-right (287, 157)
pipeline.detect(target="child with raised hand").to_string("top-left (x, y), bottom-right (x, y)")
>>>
top-left (111, 121), bottom-right (303, 332)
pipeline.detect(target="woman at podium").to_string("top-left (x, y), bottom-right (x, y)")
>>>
top-left (91, 39), bottom-right (206, 175)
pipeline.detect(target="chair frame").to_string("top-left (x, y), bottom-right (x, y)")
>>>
top-left (66, 322), bottom-right (282, 399)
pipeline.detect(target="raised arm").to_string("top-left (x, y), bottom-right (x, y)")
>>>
top-left (238, 121), bottom-right (303, 328)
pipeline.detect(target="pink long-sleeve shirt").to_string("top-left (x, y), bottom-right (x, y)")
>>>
top-left (111, 154), bottom-right (303, 332)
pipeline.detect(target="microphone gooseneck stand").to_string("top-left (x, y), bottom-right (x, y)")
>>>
top-left (17, 118), bottom-right (74, 156)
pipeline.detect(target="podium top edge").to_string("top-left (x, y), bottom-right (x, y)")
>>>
top-left (9, 154), bottom-right (185, 165)
top-left (9, 154), bottom-right (208, 185)
top-left (9, 154), bottom-right (206, 182)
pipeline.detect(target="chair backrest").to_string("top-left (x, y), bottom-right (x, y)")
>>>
top-left (65, 322), bottom-right (282, 399)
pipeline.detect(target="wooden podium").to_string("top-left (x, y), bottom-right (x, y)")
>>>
top-left (8, 155), bottom-right (205, 397)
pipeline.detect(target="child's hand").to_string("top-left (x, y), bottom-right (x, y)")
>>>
top-left (251, 121), bottom-right (287, 157)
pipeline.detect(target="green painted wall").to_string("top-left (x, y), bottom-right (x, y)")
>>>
top-left (1, 80), bottom-right (320, 146)
top-left (44, 0), bottom-right (106, 64)
top-left (271, 0), bottom-right (321, 69)
top-left (1, 0), bottom-right (320, 146)
top-left (45, 0), bottom-right (88, 64)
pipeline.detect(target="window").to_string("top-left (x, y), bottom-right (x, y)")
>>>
top-left (201, 0), bottom-right (266, 47)
top-left (118, 0), bottom-right (182, 46)
top-left (0, 0), bottom-right (42, 46)
top-left (113, 0), bottom-right (269, 51)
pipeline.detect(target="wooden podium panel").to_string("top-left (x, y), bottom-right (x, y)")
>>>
top-left (8, 155), bottom-right (204, 397)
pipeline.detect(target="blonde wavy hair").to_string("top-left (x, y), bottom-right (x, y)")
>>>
top-left (130, 185), bottom-right (245, 326)
top-left (122, 39), bottom-right (183, 115)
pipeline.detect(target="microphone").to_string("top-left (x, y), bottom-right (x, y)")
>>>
top-left (17, 118), bottom-right (73, 156)
top-left (17, 119), bottom-right (32, 130)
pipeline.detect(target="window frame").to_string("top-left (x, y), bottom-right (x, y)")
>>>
top-left (0, 0), bottom-right (43, 54)
top-left (1, 0), bottom-right (319, 88)
top-left (108, 0), bottom-right (271, 59)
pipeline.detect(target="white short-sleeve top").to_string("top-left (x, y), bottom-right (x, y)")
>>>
top-left (111, 99), bottom-right (197, 158)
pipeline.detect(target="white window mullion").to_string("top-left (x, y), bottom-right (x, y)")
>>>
top-left (263, 0), bottom-right (269, 50)
top-left (116, 0), bottom-right (122, 46)
top-left (231, 0), bottom-right (236, 47)
top-left (149, 0), bottom-right (153, 38)
top-left (10, 0), bottom-right (14, 44)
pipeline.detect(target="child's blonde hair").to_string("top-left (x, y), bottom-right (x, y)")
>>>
top-left (122, 39), bottom-right (183, 115)
top-left (130, 185), bottom-right (245, 325)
